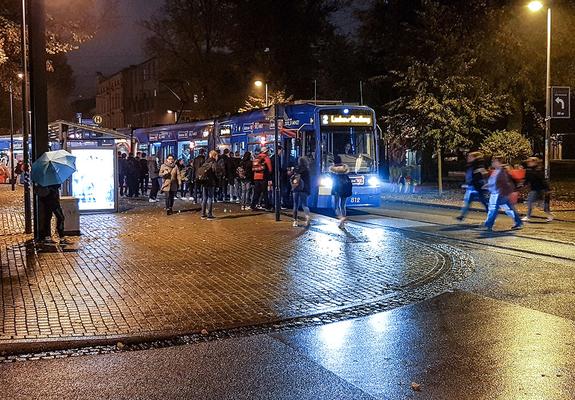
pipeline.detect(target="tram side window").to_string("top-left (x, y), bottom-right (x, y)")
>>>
top-left (303, 132), bottom-right (316, 160)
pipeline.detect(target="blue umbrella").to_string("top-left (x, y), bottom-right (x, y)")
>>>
top-left (31, 150), bottom-right (77, 187)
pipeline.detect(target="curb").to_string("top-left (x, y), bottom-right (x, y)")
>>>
top-left (380, 198), bottom-right (575, 223)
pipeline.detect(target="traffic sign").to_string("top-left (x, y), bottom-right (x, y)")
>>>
top-left (92, 115), bottom-right (103, 125)
top-left (551, 86), bottom-right (570, 119)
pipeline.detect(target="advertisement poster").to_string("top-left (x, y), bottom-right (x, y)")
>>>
top-left (71, 148), bottom-right (116, 212)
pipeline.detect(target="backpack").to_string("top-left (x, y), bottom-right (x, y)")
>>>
top-left (252, 158), bottom-right (265, 173)
top-left (290, 173), bottom-right (304, 192)
top-left (196, 162), bottom-right (213, 183)
top-left (497, 168), bottom-right (515, 197)
top-left (236, 166), bottom-right (246, 180)
top-left (215, 158), bottom-right (226, 179)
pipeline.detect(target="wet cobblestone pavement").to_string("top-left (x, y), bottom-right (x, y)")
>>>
top-left (0, 187), bottom-right (474, 353)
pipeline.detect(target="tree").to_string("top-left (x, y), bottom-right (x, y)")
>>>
top-left (238, 89), bottom-right (293, 112)
top-left (481, 130), bottom-right (532, 164)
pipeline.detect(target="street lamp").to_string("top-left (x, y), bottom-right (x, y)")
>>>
top-left (528, 0), bottom-right (552, 180)
top-left (9, 80), bottom-right (15, 190)
top-left (254, 80), bottom-right (269, 107)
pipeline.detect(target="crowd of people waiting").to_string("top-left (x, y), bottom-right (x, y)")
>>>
top-left (117, 147), bottom-right (352, 227)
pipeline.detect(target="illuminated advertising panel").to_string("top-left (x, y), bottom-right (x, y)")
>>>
top-left (70, 148), bottom-right (117, 212)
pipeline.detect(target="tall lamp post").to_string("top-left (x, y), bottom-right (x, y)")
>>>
top-left (254, 80), bottom-right (269, 107)
top-left (20, 0), bottom-right (32, 234)
top-left (528, 1), bottom-right (552, 180)
top-left (9, 81), bottom-right (15, 191)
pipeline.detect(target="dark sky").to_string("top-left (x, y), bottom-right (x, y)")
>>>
top-left (67, 0), bottom-right (164, 98)
top-left (67, 0), bottom-right (368, 100)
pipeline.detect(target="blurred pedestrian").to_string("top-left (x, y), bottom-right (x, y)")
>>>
top-left (483, 156), bottom-right (523, 231)
top-left (290, 156), bottom-right (311, 227)
top-left (330, 155), bottom-right (352, 229)
top-left (456, 151), bottom-right (488, 221)
top-left (147, 155), bottom-right (160, 203)
top-left (238, 152), bottom-right (253, 210)
top-left (176, 159), bottom-right (187, 199)
top-left (126, 154), bottom-right (140, 197)
top-left (117, 153), bottom-right (127, 196)
top-left (159, 154), bottom-right (182, 215)
top-left (522, 157), bottom-right (553, 222)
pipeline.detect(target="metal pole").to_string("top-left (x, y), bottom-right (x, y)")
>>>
top-left (274, 104), bottom-right (280, 221)
top-left (544, 6), bottom-right (552, 180)
top-left (28, 0), bottom-right (49, 240)
top-left (437, 141), bottom-right (443, 195)
top-left (9, 82), bottom-right (15, 191)
top-left (265, 84), bottom-right (269, 107)
top-left (21, 0), bottom-right (32, 234)
top-left (360, 81), bottom-right (364, 106)
top-left (314, 80), bottom-right (317, 105)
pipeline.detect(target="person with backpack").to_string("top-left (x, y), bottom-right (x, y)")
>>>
top-left (250, 147), bottom-right (273, 211)
top-left (330, 155), bottom-right (352, 229)
top-left (456, 151), bottom-right (489, 221)
top-left (196, 150), bottom-right (219, 220)
top-left (159, 154), bottom-right (182, 215)
top-left (238, 152), bottom-right (253, 210)
top-left (147, 155), bottom-right (160, 203)
top-left (522, 157), bottom-right (553, 222)
top-left (192, 148), bottom-right (206, 203)
top-left (483, 156), bottom-right (523, 232)
top-left (290, 156), bottom-right (311, 227)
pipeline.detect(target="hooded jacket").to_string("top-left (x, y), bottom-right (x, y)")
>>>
top-left (253, 152), bottom-right (273, 181)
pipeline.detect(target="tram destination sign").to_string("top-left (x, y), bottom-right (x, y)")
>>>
top-left (321, 113), bottom-right (372, 127)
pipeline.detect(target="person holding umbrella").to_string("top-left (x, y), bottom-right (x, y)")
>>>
top-left (31, 149), bottom-right (76, 244)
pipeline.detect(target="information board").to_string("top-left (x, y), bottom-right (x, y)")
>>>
top-left (70, 148), bottom-right (117, 212)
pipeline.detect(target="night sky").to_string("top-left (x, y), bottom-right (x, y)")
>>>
top-left (67, 0), bottom-right (163, 98)
top-left (67, 0), bottom-right (367, 100)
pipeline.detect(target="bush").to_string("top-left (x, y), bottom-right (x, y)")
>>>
top-left (480, 130), bottom-right (532, 164)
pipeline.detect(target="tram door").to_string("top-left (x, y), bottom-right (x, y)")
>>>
top-left (161, 141), bottom-right (176, 161)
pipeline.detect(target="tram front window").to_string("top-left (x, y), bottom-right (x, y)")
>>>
top-left (321, 127), bottom-right (375, 173)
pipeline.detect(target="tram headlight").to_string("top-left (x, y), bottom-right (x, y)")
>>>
top-left (320, 176), bottom-right (333, 189)
top-left (368, 176), bottom-right (381, 187)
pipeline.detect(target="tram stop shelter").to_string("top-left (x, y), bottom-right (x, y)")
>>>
top-left (48, 121), bottom-right (129, 216)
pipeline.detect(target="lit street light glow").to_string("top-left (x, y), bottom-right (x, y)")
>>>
top-left (254, 80), bottom-right (263, 88)
top-left (528, 1), bottom-right (544, 12)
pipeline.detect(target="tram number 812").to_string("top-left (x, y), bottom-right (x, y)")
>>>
top-left (350, 197), bottom-right (362, 204)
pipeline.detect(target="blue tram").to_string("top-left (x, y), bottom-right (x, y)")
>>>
top-left (134, 101), bottom-right (382, 208)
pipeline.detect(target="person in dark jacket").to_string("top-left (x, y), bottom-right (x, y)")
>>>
top-left (118, 153), bottom-right (127, 196)
top-left (330, 155), bottom-right (351, 229)
top-left (290, 156), bottom-right (311, 227)
top-left (483, 156), bottom-right (523, 231)
top-left (192, 148), bottom-right (206, 203)
top-left (147, 155), bottom-right (160, 202)
top-left (37, 183), bottom-right (67, 244)
top-left (139, 152), bottom-right (149, 195)
top-left (200, 150), bottom-right (219, 220)
top-left (229, 151), bottom-right (241, 201)
top-left (522, 157), bottom-right (553, 222)
top-left (126, 154), bottom-right (140, 197)
top-left (456, 151), bottom-right (489, 221)
top-left (238, 152), bottom-right (253, 210)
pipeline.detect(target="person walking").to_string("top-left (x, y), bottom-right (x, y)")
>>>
top-left (233, 151), bottom-right (242, 202)
top-left (196, 150), bottom-right (219, 220)
top-left (483, 156), bottom-right (523, 232)
top-left (176, 159), bottom-right (187, 199)
top-left (147, 155), bottom-right (160, 203)
top-left (456, 151), bottom-right (489, 221)
top-left (290, 157), bottom-right (311, 227)
top-left (159, 154), bottom-right (182, 215)
top-left (192, 148), bottom-right (206, 203)
top-left (139, 152), bottom-right (149, 195)
top-left (36, 183), bottom-right (67, 244)
top-left (330, 155), bottom-right (352, 229)
top-left (250, 147), bottom-right (273, 211)
top-left (522, 157), bottom-right (553, 222)
top-left (238, 152), bottom-right (253, 210)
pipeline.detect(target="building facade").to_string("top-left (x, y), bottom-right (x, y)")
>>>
top-left (96, 59), bottom-right (194, 129)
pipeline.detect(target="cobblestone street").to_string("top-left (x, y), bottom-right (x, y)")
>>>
top-left (0, 186), bottom-right (473, 348)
